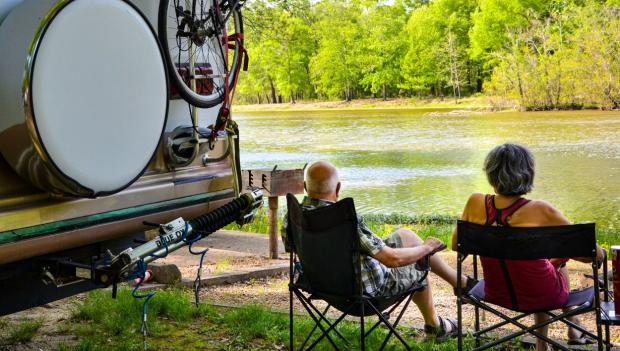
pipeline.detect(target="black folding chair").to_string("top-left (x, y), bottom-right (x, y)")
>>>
top-left (286, 194), bottom-right (428, 351)
top-left (455, 220), bottom-right (609, 351)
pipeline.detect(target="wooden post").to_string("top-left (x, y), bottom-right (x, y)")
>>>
top-left (268, 196), bottom-right (279, 259)
top-left (242, 167), bottom-right (303, 260)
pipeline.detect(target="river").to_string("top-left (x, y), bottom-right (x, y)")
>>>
top-left (235, 108), bottom-right (620, 230)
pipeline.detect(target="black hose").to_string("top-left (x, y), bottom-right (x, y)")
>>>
top-left (188, 195), bottom-right (249, 239)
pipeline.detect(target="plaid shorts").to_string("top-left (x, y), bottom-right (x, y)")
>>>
top-left (378, 232), bottom-right (428, 297)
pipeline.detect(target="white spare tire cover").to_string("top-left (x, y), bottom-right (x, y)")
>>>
top-left (0, 0), bottom-right (168, 197)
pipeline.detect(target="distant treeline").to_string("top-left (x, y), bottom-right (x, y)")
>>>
top-left (236, 0), bottom-right (620, 110)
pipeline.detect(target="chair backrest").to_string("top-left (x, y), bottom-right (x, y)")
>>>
top-left (286, 194), bottom-right (360, 297)
top-left (457, 220), bottom-right (596, 259)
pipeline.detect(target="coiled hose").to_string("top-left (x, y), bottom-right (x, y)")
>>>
top-left (188, 194), bottom-right (250, 239)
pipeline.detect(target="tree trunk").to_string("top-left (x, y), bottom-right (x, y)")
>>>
top-left (269, 80), bottom-right (277, 104)
top-left (382, 84), bottom-right (387, 101)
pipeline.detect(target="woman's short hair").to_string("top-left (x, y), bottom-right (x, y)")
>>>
top-left (484, 143), bottom-right (535, 196)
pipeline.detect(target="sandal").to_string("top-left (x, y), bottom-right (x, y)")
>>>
top-left (453, 276), bottom-right (478, 296)
top-left (424, 316), bottom-right (458, 342)
top-left (567, 331), bottom-right (597, 345)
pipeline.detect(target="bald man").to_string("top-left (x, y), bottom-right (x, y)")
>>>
top-left (281, 160), bottom-right (476, 341)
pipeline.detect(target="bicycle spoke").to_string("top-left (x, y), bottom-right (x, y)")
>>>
top-left (159, 0), bottom-right (243, 107)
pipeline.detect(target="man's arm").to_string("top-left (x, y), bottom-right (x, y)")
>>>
top-left (357, 216), bottom-right (444, 268)
top-left (373, 237), bottom-right (443, 268)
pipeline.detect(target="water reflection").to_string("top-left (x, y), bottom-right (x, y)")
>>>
top-left (235, 109), bottom-right (620, 229)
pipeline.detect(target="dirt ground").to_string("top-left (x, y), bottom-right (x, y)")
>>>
top-left (1, 230), bottom-right (618, 350)
top-left (200, 252), bottom-right (617, 343)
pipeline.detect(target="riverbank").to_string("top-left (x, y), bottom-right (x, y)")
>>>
top-left (233, 96), bottom-right (507, 113)
top-left (226, 210), bottom-right (618, 250)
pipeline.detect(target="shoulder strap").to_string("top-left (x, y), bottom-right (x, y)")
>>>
top-left (487, 195), bottom-right (529, 310)
top-left (484, 194), bottom-right (496, 225)
top-left (499, 198), bottom-right (531, 226)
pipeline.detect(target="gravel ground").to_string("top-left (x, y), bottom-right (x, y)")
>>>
top-left (1, 231), bottom-right (618, 350)
top-left (200, 252), bottom-right (620, 345)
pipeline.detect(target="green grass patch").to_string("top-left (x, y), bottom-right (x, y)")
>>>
top-left (228, 205), bottom-right (617, 252)
top-left (5, 319), bottom-right (43, 344)
top-left (214, 258), bottom-right (233, 274)
top-left (594, 227), bottom-right (618, 252)
top-left (60, 287), bottom-right (488, 350)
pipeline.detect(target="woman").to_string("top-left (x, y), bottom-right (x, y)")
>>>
top-left (452, 143), bottom-right (603, 350)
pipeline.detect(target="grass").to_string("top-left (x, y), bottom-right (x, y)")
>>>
top-left (59, 287), bottom-right (489, 351)
top-left (227, 205), bottom-right (618, 252)
top-left (213, 258), bottom-right (232, 274)
top-left (4, 319), bottom-right (43, 344)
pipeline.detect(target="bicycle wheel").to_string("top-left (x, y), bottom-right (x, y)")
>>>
top-left (158, 0), bottom-right (244, 108)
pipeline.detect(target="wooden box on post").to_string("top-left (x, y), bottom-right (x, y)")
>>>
top-left (242, 168), bottom-right (304, 197)
top-left (242, 168), bottom-right (304, 259)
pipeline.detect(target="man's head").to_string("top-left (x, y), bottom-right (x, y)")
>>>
top-left (305, 160), bottom-right (341, 202)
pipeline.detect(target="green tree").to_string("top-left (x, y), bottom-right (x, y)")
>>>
top-left (310, 1), bottom-right (363, 101)
top-left (401, 0), bottom-right (477, 98)
top-left (469, 0), bottom-right (546, 61)
top-left (357, 1), bottom-right (408, 100)
top-left (271, 12), bottom-right (315, 103)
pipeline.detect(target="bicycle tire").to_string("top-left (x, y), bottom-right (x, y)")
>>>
top-left (158, 0), bottom-right (244, 108)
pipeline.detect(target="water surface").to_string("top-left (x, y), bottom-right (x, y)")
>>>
top-left (235, 109), bottom-right (620, 230)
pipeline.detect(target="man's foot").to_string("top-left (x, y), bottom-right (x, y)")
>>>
top-left (424, 316), bottom-right (458, 342)
top-left (453, 276), bottom-right (478, 296)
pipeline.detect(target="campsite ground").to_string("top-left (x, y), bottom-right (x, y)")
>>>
top-left (0, 230), bottom-right (616, 351)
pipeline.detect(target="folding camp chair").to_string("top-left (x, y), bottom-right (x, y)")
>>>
top-left (286, 194), bottom-right (428, 351)
top-left (455, 220), bottom-right (609, 351)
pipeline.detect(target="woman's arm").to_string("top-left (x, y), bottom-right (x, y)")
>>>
top-left (452, 193), bottom-right (485, 251)
top-left (537, 200), bottom-right (604, 263)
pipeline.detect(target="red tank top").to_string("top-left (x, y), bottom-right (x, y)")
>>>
top-left (480, 195), bottom-right (569, 311)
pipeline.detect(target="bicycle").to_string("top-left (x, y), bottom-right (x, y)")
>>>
top-left (158, 0), bottom-right (246, 111)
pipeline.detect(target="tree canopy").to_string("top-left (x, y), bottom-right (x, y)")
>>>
top-left (235, 0), bottom-right (620, 110)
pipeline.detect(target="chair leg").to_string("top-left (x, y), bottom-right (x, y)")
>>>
top-left (457, 253), bottom-right (464, 351)
top-left (458, 294), bottom-right (463, 351)
top-left (378, 293), bottom-right (414, 351)
top-left (605, 324), bottom-right (611, 351)
top-left (303, 303), bottom-right (348, 344)
top-left (474, 310), bottom-right (529, 337)
top-left (304, 309), bottom-right (350, 351)
top-left (596, 310), bottom-right (604, 351)
top-left (290, 288), bottom-right (294, 351)
top-left (300, 305), bottom-right (348, 350)
top-left (474, 304), bottom-right (480, 347)
top-left (544, 310), bottom-right (599, 340)
top-left (360, 302), bottom-right (365, 351)
top-left (293, 290), bottom-right (340, 351)
top-left (364, 293), bottom-right (411, 338)
top-left (469, 302), bottom-right (570, 351)
top-left (473, 256), bottom-right (481, 348)
top-left (367, 302), bottom-right (412, 350)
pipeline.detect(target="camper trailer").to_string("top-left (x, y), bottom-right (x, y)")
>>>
top-left (0, 0), bottom-right (251, 315)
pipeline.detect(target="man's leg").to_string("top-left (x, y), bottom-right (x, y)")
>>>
top-left (412, 278), bottom-right (441, 328)
top-left (396, 228), bottom-right (467, 288)
top-left (384, 230), bottom-right (445, 331)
